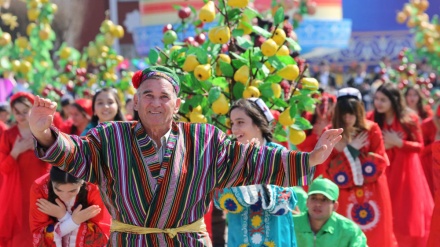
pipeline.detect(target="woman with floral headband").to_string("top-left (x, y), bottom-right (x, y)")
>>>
top-left (0, 92), bottom-right (51, 247)
top-left (214, 98), bottom-right (300, 247)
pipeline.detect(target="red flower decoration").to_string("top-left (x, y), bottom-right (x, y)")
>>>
top-left (131, 70), bottom-right (143, 89)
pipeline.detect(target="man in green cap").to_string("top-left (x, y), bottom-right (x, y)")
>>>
top-left (29, 65), bottom-right (344, 246)
top-left (294, 176), bottom-right (367, 247)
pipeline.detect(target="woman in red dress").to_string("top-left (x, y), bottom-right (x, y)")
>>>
top-left (30, 167), bottom-right (111, 246)
top-left (297, 92), bottom-right (336, 153)
top-left (369, 82), bottom-right (433, 247)
top-left (427, 112), bottom-right (440, 247)
top-left (59, 99), bottom-right (92, 135)
top-left (0, 92), bottom-right (51, 247)
top-left (320, 87), bottom-right (396, 247)
top-left (404, 85), bottom-right (432, 122)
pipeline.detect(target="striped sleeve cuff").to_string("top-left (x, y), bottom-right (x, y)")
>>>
top-left (282, 150), bottom-right (314, 186)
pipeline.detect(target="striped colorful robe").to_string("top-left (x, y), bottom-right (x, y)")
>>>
top-left (35, 121), bottom-right (313, 246)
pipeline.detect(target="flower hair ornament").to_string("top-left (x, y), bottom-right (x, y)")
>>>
top-left (131, 66), bottom-right (180, 94)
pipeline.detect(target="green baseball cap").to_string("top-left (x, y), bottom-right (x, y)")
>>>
top-left (308, 176), bottom-right (339, 201)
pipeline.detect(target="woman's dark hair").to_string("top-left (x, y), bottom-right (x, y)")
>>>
top-left (404, 85), bottom-right (429, 120)
top-left (47, 167), bottom-right (88, 221)
top-left (69, 103), bottom-right (89, 134)
top-left (60, 97), bottom-right (74, 119)
top-left (374, 82), bottom-right (416, 140)
top-left (333, 97), bottom-right (368, 140)
top-left (90, 87), bottom-right (125, 125)
top-left (10, 96), bottom-right (33, 109)
top-left (229, 98), bottom-right (273, 142)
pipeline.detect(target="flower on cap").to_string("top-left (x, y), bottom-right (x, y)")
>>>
top-left (10, 92), bottom-right (35, 106)
top-left (131, 70), bottom-right (143, 89)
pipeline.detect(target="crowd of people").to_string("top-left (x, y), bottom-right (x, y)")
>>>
top-left (0, 61), bottom-right (438, 247)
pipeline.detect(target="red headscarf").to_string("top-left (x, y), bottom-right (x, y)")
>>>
top-left (74, 99), bottom-right (93, 117)
top-left (9, 92), bottom-right (35, 107)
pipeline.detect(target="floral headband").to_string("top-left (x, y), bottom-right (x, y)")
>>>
top-left (131, 66), bottom-right (180, 94)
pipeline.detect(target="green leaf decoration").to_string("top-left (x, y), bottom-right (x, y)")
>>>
top-left (236, 36), bottom-right (253, 49)
top-left (233, 82), bottom-right (245, 99)
top-left (274, 6), bottom-right (284, 26)
top-left (252, 25), bottom-right (272, 38)
top-left (208, 87), bottom-right (222, 103)
top-left (219, 61), bottom-right (234, 77)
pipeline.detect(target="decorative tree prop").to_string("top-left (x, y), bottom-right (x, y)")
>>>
top-left (0, 0), bottom-right (134, 102)
top-left (147, 0), bottom-right (319, 145)
top-left (388, 47), bottom-right (438, 106)
top-left (396, 0), bottom-right (440, 74)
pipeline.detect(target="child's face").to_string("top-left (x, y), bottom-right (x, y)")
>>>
top-left (0, 111), bottom-right (10, 123)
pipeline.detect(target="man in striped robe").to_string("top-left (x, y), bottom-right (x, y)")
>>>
top-left (30, 66), bottom-right (343, 246)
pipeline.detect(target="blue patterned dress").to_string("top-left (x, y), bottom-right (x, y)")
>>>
top-left (214, 142), bottom-right (299, 247)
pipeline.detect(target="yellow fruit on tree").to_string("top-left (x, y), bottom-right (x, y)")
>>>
top-left (182, 55), bottom-right (200, 72)
top-left (194, 64), bottom-right (212, 81)
top-left (242, 86), bottom-right (261, 98)
top-left (208, 26), bottom-right (230, 44)
top-left (199, 1), bottom-right (216, 23)
top-left (276, 45), bottom-right (290, 56)
top-left (26, 23), bottom-right (37, 36)
top-left (40, 61), bottom-right (49, 68)
top-left (227, 0), bottom-right (249, 8)
top-left (115, 55), bottom-right (124, 63)
top-left (104, 33), bottom-right (115, 46)
top-left (50, 3), bottom-right (58, 13)
top-left (0, 33), bottom-right (12, 46)
top-left (27, 8), bottom-right (40, 21)
top-left (112, 25), bottom-right (125, 38)
top-left (100, 20), bottom-right (115, 33)
top-left (237, 16), bottom-right (252, 35)
top-left (16, 37), bottom-right (29, 49)
top-left (60, 47), bottom-right (72, 60)
top-left (190, 111), bottom-right (207, 123)
top-left (24, 56), bottom-right (33, 63)
top-left (250, 79), bottom-right (263, 87)
top-left (225, 118), bottom-right (231, 128)
top-left (261, 39), bottom-right (278, 57)
top-left (212, 94), bottom-right (229, 115)
top-left (193, 105), bottom-right (203, 114)
top-left (87, 46), bottom-right (99, 58)
top-left (59, 74), bottom-right (69, 84)
top-left (215, 54), bottom-right (231, 76)
top-left (289, 128), bottom-right (306, 145)
top-left (11, 60), bottom-right (21, 72)
top-left (301, 77), bottom-right (320, 91)
top-left (234, 65), bottom-right (250, 85)
top-left (39, 27), bottom-right (51, 40)
top-left (29, 0), bottom-right (40, 9)
top-left (87, 75), bottom-right (97, 87)
top-left (19, 61), bottom-right (32, 74)
top-left (265, 61), bottom-right (276, 73)
top-left (277, 64), bottom-right (299, 81)
top-left (272, 28), bottom-right (286, 46)
top-left (279, 108), bottom-right (295, 126)
top-left (271, 83), bottom-right (282, 98)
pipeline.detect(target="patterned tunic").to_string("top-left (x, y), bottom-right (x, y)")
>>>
top-left (36, 121), bottom-right (312, 246)
top-left (213, 142), bottom-right (300, 247)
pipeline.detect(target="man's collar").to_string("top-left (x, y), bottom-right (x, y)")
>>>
top-left (318, 212), bottom-right (336, 234)
top-left (296, 212), bottom-right (336, 234)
